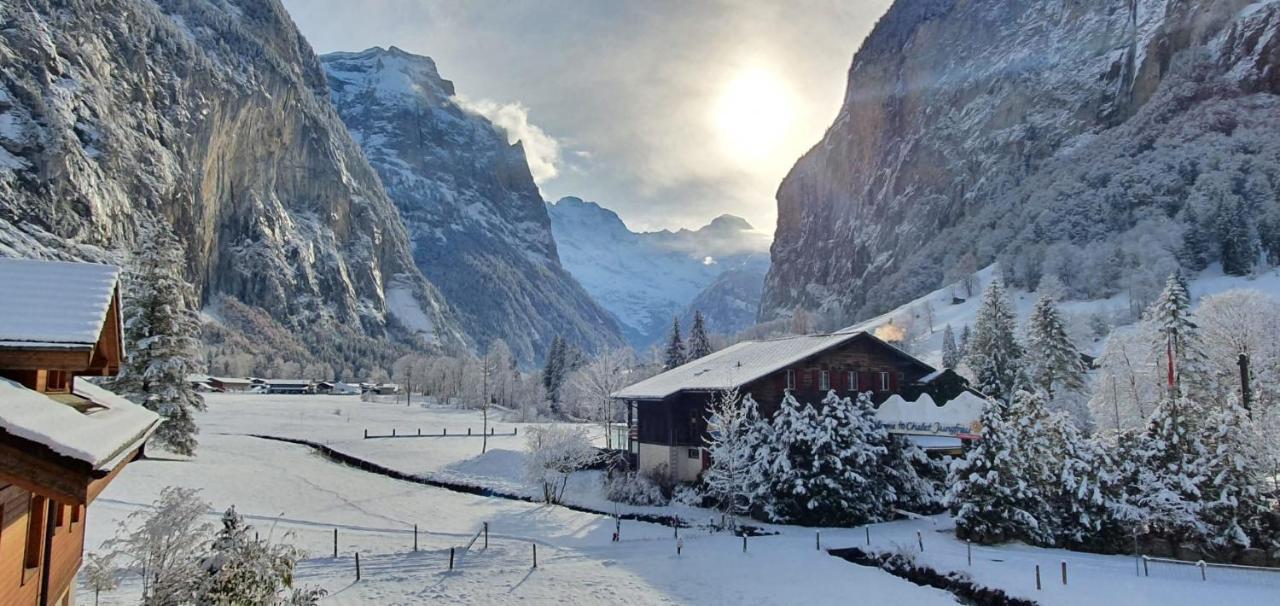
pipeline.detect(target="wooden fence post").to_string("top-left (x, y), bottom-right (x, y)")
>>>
top-left (966, 540), bottom-right (972, 566)
top-left (443, 428), bottom-right (447, 436)
top-left (355, 552), bottom-right (361, 581)
top-left (484, 522), bottom-right (489, 549)
top-left (917, 530), bottom-right (923, 552)
top-left (865, 526), bottom-right (870, 546)
top-left (816, 532), bottom-right (820, 550)
top-left (417, 428), bottom-right (421, 436)
top-left (1198, 561), bottom-right (1206, 581)
top-left (1061, 561), bottom-right (1067, 585)
top-left (1143, 556), bottom-right (1149, 577)
top-left (468, 427), bottom-right (472, 435)
top-left (413, 524), bottom-right (418, 552)
top-left (392, 428), bottom-right (396, 437)
top-left (333, 528), bottom-right (338, 558)
top-left (1035, 564), bottom-right (1041, 590)
top-left (533, 543), bottom-right (538, 568)
top-left (449, 547), bottom-right (455, 571)
top-left (363, 429), bottom-right (367, 439)
top-left (514, 428), bottom-right (518, 436)
top-left (742, 534), bottom-right (747, 553)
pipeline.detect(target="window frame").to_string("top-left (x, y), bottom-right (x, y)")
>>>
top-left (879, 371), bottom-right (891, 392)
top-left (819, 370), bottom-right (830, 391)
top-left (847, 371), bottom-right (858, 392)
top-left (784, 369), bottom-right (795, 390)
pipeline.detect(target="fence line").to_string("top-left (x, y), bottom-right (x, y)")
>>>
top-left (1142, 555), bottom-right (1280, 586)
top-left (363, 427), bottom-right (518, 440)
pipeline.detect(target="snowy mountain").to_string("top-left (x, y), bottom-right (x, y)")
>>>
top-left (320, 47), bottom-right (623, 363)
top-left (762, 0), bottom-right (1280, 325)
top-left (0, 0), bottom-right (463, 371)
top-left (547, 197), bottom-right (770, 347)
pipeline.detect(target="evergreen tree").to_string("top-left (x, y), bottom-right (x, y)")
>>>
top-left (1052, 414), bottom-right (1130, 551)
top-left (1178, 206), bottom-right (1210, 272)
top-left (1200, 400), bottom-right (1273, 553)
top-left (1134, 395), bottom-right (1210, 545)
top-left (687, 311), bottom-right (713, 360)
top-left (965, 280), bottom-right (1025, 401)
top-left (947, 391), bottom-right (1056, 545)
top-left (1025, 295), bottom-right (1086, 398)
top-left (760, 392), bottom-right (893, 525)
top-left (1149, 274), bottom-right (1210, 398)
top-left (542, 336), bottom-right (566, 413)
top-left (110, 224), bottom-right (205, 456)
top-left (663, 317), bottom-right (686, 370)
top-left (941, 324), bottom-right (960, 370)
top-left (1216, 198), bottom-right (1257, 276)
top-left (883, 433), bottom-right (944, 514)
top-left (703, 390), bottom-right (766, 527)
top-left (959, 325), bottom-right (972, 358)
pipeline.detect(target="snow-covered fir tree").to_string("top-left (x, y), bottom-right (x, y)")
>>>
top-left (822, 390), bottom-right (896, 523)
top-left (1026, 295), bottom-right (1085, 398)
top-left (663, 317), bottom-right (686, 370)
top-left (109, 223), bottom-right (205, 456)
top-left (1216, 197), bottom-right (1257, 276)
top-left (1134, 395), bottom-right (1210, 545)
top-left (882, 433), bottom-right (944, 514)
top-left (959, 325), bottom-right (971, 358)
top-left (687, 310), bottom-right (713, 361)
top-left (542, 335), bottom-right (567, 414)
top-left (1051, 414), bottom-right (1131, 552)
top-left (941, 324), bottom-right (960, 369)
top-left (1178, 206), bottom-right (1210, 271)
top-left (965, 280), bottom-right (1025, 401)
top-left (702, 389), bottom-right (765, 527)
top-left (1199, 400), bottom-right (1274, 553)
top-left (947, 391), bottom-right (1056, 545)
top-left (759, 392), bottom-right (893, 526)
top-left (1149, 273), bottom-right (1210, 398)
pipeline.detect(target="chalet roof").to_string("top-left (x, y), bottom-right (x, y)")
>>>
top-left (0, 258), bottom-right (121, 349)
top-left (613, 330), bottom-right (934, 400)
top-left (0, 377), bottom-right (160, 471)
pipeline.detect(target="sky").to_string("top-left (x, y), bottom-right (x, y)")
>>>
top-left (283, 0), bottom-right (894, 234)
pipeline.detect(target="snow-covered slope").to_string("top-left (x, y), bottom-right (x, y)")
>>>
top-left (547, 197), bottom-right (770, 347)
top-left (321, 47), bottom-right (623, 363)
top-left (0, 0), bottom-right (463, 367)
top-left (852, 263), bottom-right (1280, 368)
top-left (763, 0), bottom-right (1280, 324)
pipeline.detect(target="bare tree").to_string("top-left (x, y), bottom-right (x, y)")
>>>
top-left (566, 348), bottom-right (635, 449)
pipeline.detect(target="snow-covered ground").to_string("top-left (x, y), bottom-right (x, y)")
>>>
top-left (80, 394), bottom-right (1280, 604)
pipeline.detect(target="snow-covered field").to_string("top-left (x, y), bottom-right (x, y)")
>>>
top-left (81, 394), bottom-right (1280, 604)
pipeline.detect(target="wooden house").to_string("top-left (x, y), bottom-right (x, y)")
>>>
top-left (612, 330), bottom-right (971, 483)
top-left (0, 259), bottom-right (160, 606)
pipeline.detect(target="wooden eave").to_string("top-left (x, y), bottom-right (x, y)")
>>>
top-left (0, 284), bottom-right (123, 375)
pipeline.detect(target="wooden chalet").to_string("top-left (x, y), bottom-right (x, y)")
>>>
top-left (0, 259), bottom-right (160, 606)
top-left (612, 330), bottom-right (971, 483)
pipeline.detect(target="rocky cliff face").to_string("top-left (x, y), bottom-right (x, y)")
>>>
top-left (762, 0), bottom-right (1280, 323)
top-left (320, 48), bottom-right (623, 363)
top-left (548, 197), bottom-right (770, 346)
top-left (0, 0), bottom-right (462, 362)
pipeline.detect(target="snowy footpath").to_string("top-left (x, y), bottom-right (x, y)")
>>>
top-left (80, 394), bottom-right (1280, 604)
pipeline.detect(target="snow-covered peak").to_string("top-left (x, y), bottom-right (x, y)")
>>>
top-left (324, 46), bottom-right (455, 104)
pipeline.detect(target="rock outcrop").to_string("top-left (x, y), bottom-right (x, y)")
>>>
top-left (321, 47), bottom-right (624, 363)
top-left (762, 0), bottom-right (1280, 323)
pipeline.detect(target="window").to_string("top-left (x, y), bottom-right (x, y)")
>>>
top-left (25, 495), bottom-right (46, 572)
top-left (784, 369), bottom-right (795, 390)
top-left (45, 370), bottom-right (68, 392)
top-left (819, 370), bottom-right (830, 390)
top-left (687, 448), bottom-right (700, 459)
top-left (879, 371), bottom-right (891, 391)
top-left (847, 371), bottom-right (858, 392)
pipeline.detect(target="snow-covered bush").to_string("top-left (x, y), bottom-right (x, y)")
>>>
top-left (605, 472), bottom-right (667, 506)
top-left (702, 390), bottom-right (767, 524)
top-left (106, 486), bottom-right (212, 603)
top-left (199, 507), bottom-right (326, 605)
top-left (525, 425), bottom-right (598, 504)
top-left (671, 485), bottom-right (704, 508)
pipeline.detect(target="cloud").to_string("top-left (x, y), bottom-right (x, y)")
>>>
top-left (454, 95), bottom-right (561, 185)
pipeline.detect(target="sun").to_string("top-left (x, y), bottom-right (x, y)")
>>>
top-left (712, 67), bottom-right (795, 164)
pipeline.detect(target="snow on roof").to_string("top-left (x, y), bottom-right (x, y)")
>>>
top-left (614, 331), bottom-right (876, 400)
top-left (876, 391), bottom-right (988, 428)
top-left (0, 377), bottom-right (160, 470)
top-left (0, 258), bottom-right (121, 348)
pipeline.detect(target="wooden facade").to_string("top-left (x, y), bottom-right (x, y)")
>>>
top-left (0, 265), bottom-right (151, 606)
top-left (624, 332), bottom-right (965, 482)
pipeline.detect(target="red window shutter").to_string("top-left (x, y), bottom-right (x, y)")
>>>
top-left (890, 372), bottom-right (899, 391)
top-left (857, 371), bottom-right (870, 392)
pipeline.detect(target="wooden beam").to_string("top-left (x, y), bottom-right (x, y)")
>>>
top-left (0, 349), bottom-right (94, 371)
top-left (87, 445), bottom-right (143, 503)
top-left (0, 439), bottom-right (89, 505)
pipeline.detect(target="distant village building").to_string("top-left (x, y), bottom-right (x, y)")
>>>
top-left (265, 379), bottom-right (315, 395)
top-left (612, 330), bottom-right (978, 482)
top-left (207, 376), bottom-right (256, 392)
top-left (315, 381), bottom-right (360, 395)
top-left (0, 259), bottom-right (160, 606)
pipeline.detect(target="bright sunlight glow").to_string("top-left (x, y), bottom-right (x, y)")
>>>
top-left (712, 67), bottom-right (795, 164)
